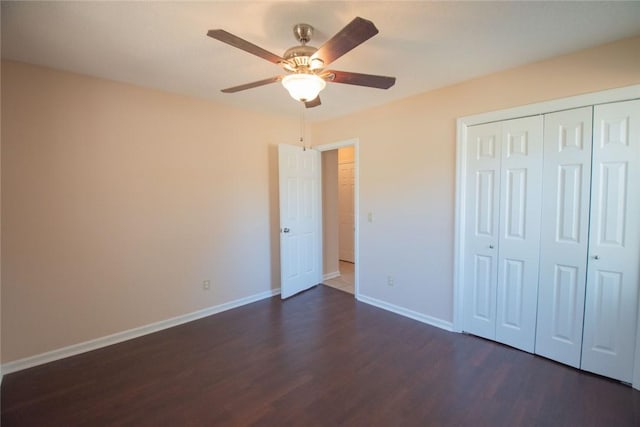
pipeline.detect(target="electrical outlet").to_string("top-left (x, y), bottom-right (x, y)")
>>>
top-left (368, 212), bottom-right (374, 223)
top-left (202, 280), bottom-right (210, 290)
top-left (387, 276), bottom-right (394, 287)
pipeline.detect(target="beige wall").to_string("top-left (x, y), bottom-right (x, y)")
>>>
top-left (1, 61), bottom-right (298, 362)
top-left (321, 150), bottom-right (339, 275)
top-left (311, 35), bottom-right (640, 324)
top-left (3, 35), bottom-right (640, 364)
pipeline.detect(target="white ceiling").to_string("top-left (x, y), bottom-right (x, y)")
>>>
top-left (2, 1), bottom-right (640, 122)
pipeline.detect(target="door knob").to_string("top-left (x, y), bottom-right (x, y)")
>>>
top-left (489, 245), bottom-right (494, 249)
top-left (592, 255), bottom-right (599, 260)
top-left (282, 228), bottom-right (290, 233)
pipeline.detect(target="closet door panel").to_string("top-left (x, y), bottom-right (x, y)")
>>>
top-left (535, 107), bottom-right (592, 367)
top-left (495, 116), bottom-right (543, 352)
top-left (463, 122), bottom-right (502, 340)
top-left (582, 100), bottom-right (640, 382)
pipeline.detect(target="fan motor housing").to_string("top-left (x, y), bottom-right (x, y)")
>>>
top-left (283, 45), bottom-right (316, 65)
top-left (281, 23), bottom-right (325, 72)
top-left (283, 45), bottom-right (317, 61)
top-left (282, 45), bottom-right (324, 71)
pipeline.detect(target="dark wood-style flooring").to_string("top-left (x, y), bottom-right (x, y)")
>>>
top-left (2, 285), bottom-right (639, 426)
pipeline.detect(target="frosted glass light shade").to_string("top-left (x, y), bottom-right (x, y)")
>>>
top-left (281, 74), bottom-right (326, 102)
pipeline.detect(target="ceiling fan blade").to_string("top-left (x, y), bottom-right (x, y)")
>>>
top-left (305, 96), bottom-right (321, 108)
top-left (326, 70), bottom-right (396, 89)
top-left (311, 17), bottom-right (379, 66)
top-left (221, 76), bottom-right (282, 93)
top-left (207, 29), bottom-right (284, 64)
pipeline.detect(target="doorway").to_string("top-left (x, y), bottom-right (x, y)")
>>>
top-left (317, 139), bottom-right (358, 296)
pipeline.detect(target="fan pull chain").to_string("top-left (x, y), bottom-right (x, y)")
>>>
top-left (299, 105), bottom-right (307, 151)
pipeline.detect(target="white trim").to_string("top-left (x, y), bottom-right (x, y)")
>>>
top-left (315, 138), bottom-right (360, 298)
top-left (357, 294), bottom-right (454, 332)
top-left (1, 288), bottom-right (280, 375)
top-left (460, 84), bottom-right (640, 126)
top-left (323, 271), bottom-right (341, 281)
top-left (454, 84), bottom-right (640, 333)
top-left (314, 138), bottom-right (358, 152)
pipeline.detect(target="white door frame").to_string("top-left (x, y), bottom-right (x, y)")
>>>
top-left (315, 138), bottom-right (360, 297)
top-left (454, 84), bottom-right (640, 389)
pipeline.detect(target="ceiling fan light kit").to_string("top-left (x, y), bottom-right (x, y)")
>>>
top-left (281, 73), bottom-right (326, 102)
top-left (207, 17), bottom-right (396, 108)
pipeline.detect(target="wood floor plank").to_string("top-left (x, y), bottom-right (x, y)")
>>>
top-left (2, 285), bottom-right (639, 426)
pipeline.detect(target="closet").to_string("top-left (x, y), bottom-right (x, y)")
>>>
top-left (460, 98), bottom-right (640, 383)
top-left (462, 116), bottom-right (543, 353)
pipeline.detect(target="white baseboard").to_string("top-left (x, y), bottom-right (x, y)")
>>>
top-left (323, 270), bottom-right (341, 281)
top-left (1, 288), bottom-right (281, 375)
top-left (356, 294), bottom-right (453, 332)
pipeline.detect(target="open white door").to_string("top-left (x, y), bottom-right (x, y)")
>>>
top-left (279, 144), bottom-right (322, 299)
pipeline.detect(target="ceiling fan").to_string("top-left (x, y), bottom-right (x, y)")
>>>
top-left (207, 17), bottom-right (396, 108)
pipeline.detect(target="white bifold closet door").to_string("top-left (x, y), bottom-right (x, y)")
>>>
top-left (496, 117), bottom-right (543, 352)
top-left (581, 99), bottom-right (640, 383)
top-left (463, 122), bottom-right (502, 341)
top-left (464, 116), bottom-right (543, 352)
top-left (535, 107), bottom-right (593, 368)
